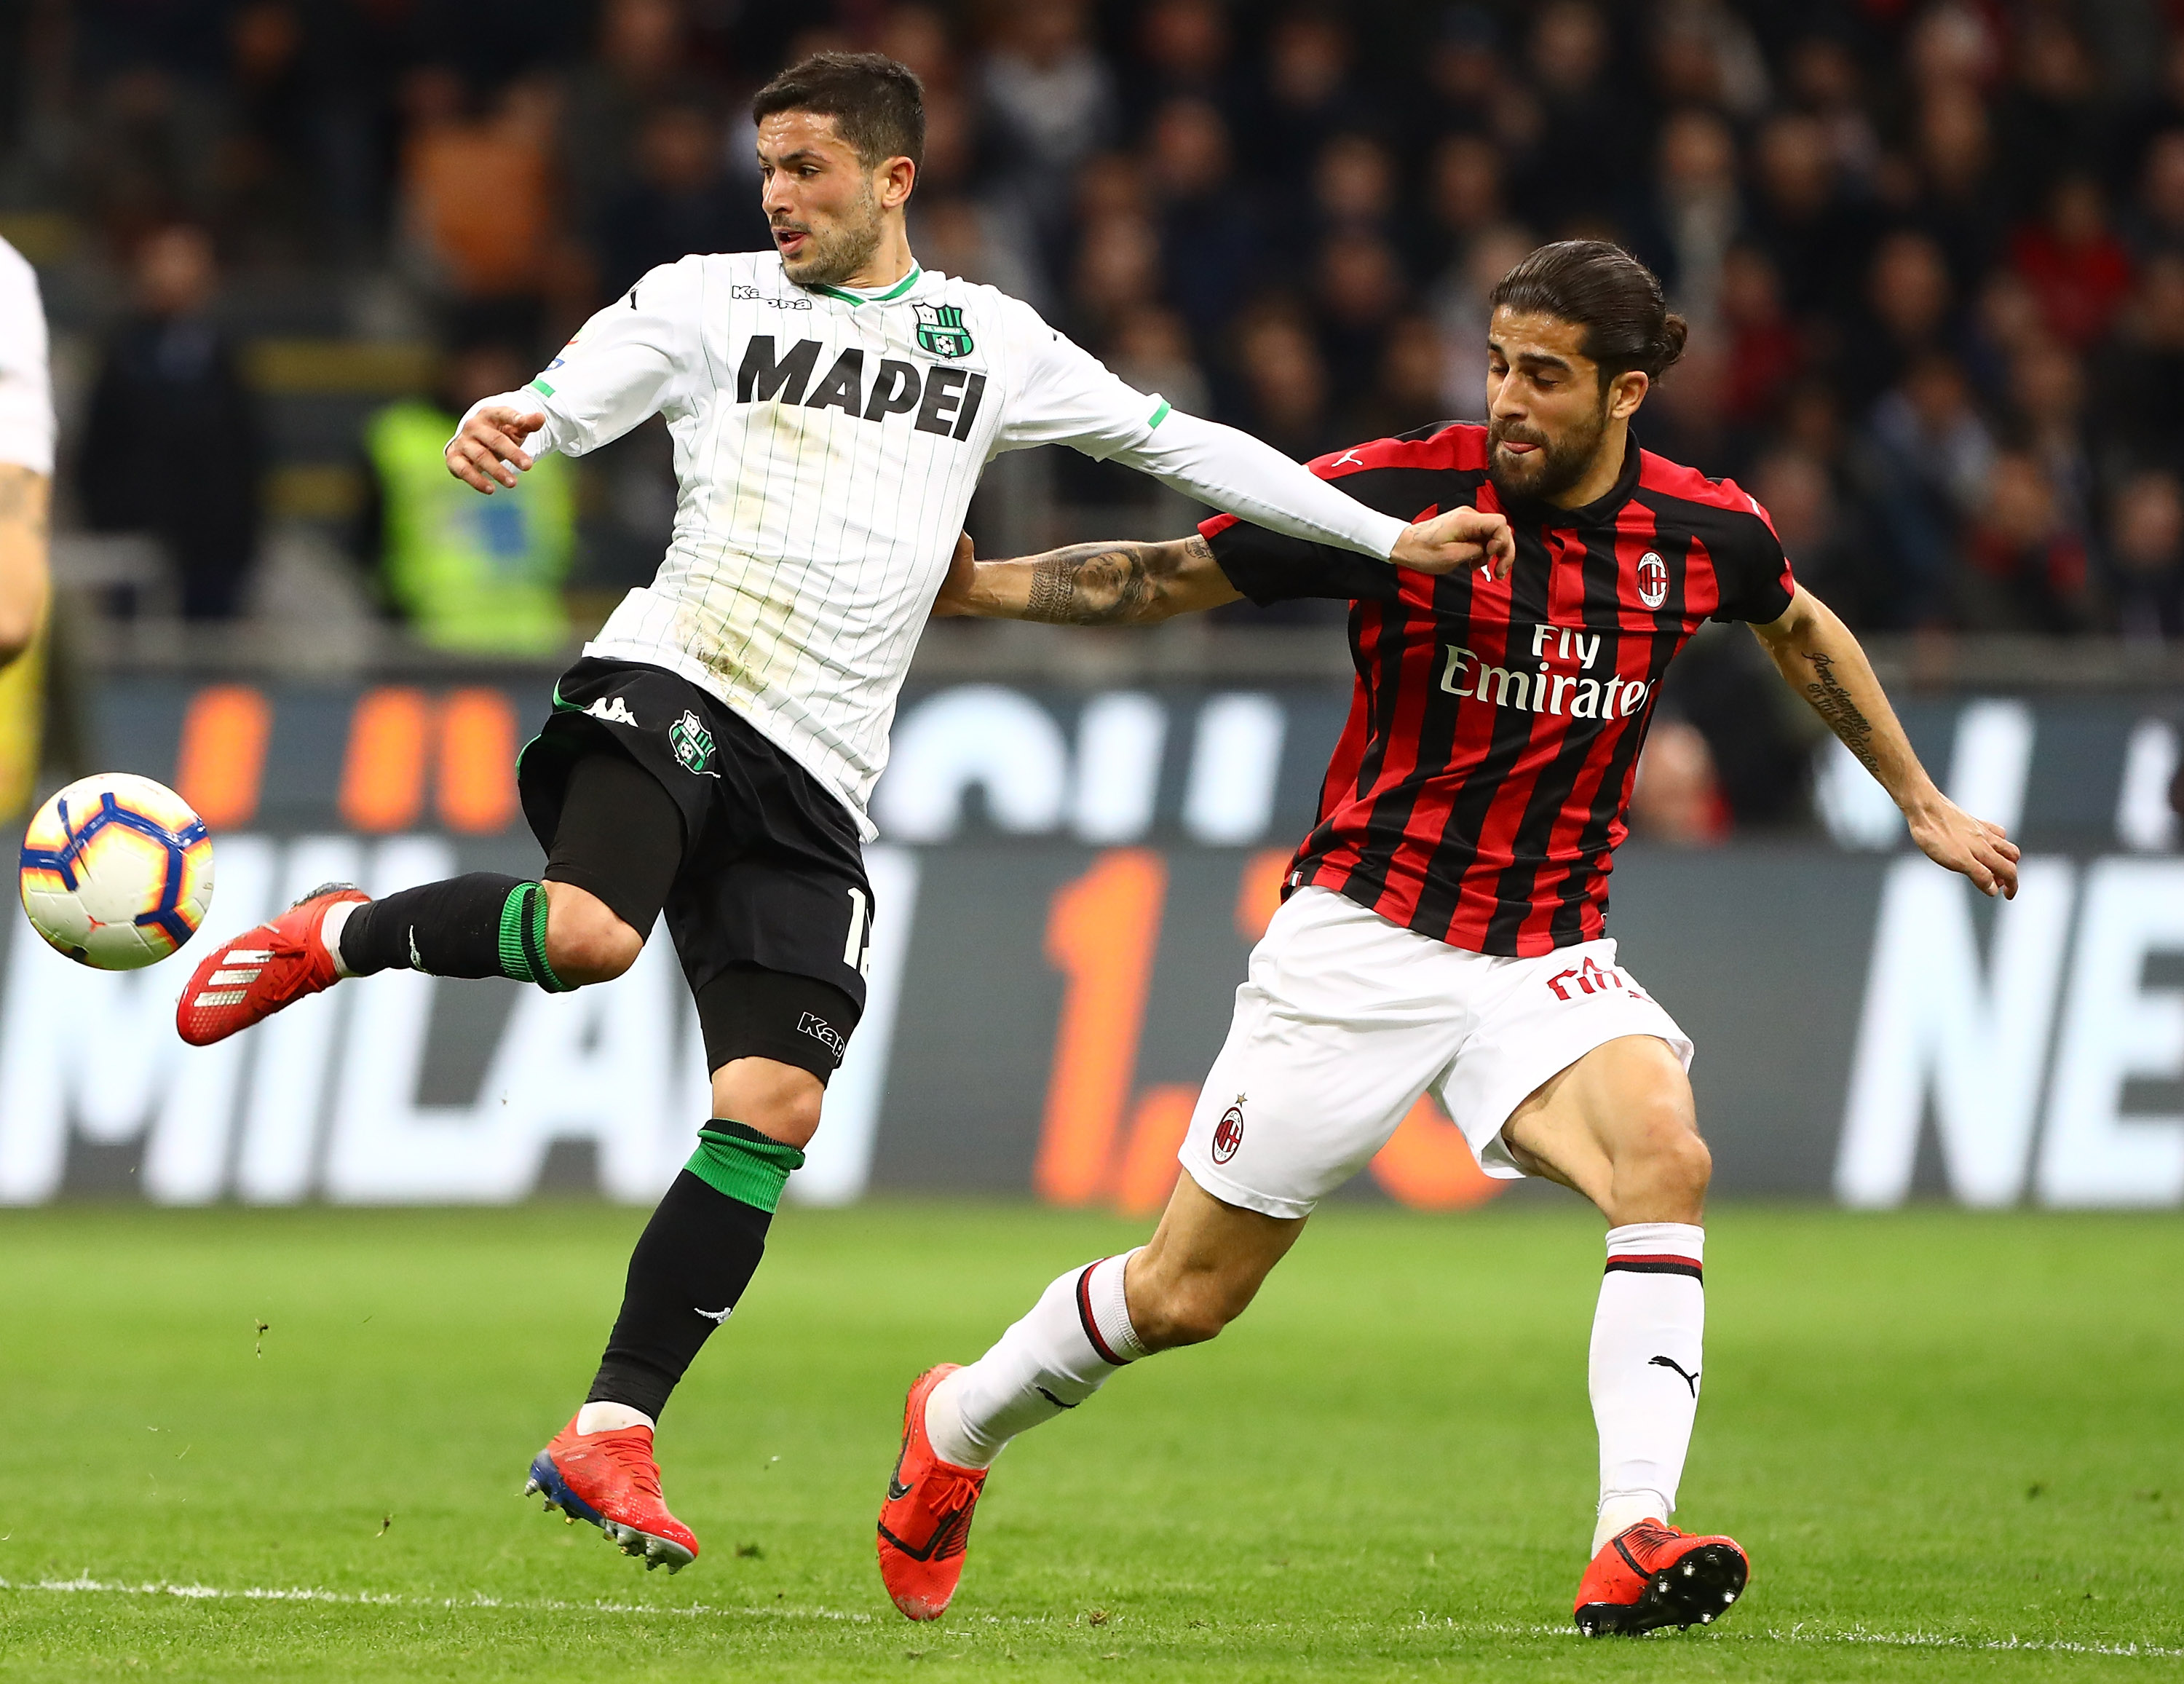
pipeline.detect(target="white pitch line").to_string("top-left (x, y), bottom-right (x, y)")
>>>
top-left (0, 1576), bottom-right (872, 1623)
top-left (4, 1579), bottom-right (2177, 1659)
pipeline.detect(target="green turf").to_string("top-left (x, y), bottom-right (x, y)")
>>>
top-left (0, 1202), bottom-right (2175, 1680)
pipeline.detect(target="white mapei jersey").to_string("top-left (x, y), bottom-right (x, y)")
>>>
top-left (0, 237), bottom-right (55, 477)
top-left (488, 250), bottom-right (1407, 837)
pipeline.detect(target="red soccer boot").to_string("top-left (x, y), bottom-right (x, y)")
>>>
top-left (876, 1365), bottom-right (989, 1621)
top-left (526, 1415), bottom-right (699, 1573)
top-left (1574, 1519), bottom-right (1750, 1636)
top-left (175, 882), bottom-right (368, 1046)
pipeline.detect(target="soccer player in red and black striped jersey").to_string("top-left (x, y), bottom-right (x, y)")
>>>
top-left (875, 242), bottom-right (2021, 1636)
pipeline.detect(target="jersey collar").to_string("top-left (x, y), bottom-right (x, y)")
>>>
top-left (805, 266), bottom-right (924, 307)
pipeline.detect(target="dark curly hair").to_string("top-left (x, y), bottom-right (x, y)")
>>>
top-left (1489, 240), bottom-right (1689, 387)
top-left (752, 52), bottom-right (925, 171)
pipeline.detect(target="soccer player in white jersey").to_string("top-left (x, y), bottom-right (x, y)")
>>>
top-left (176, 52), bottom-right (1514, 1573)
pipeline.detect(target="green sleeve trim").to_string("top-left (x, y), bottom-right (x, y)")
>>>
top-left (1147, 398), bottom-right (1171, 430)
top-left (529, 378), bottom-right (555, 398)
top-left (497, 882), bottom-right (570, 992)
top-left (687, 1123), bottom-right (807, 1212)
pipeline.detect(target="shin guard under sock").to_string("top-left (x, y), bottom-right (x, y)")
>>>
top-left (1590, 1222), bottom-right (1706, 1551)
top-left (337, 874), bottom-right (569, 990)
top-left (585, 1124), bottom-right (807, 1420)
top-left (925, 1251), bottom-right (1146, 1468)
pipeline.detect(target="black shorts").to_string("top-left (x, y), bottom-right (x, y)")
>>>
top-left (517, 657), bottom-right (874, 1077)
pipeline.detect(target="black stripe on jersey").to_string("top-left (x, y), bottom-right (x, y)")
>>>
top-left (1542, 519), bottom-right (1644, 946)
top-left (1479, 521), bottom-right (1626, 952)
top-left (1348, 560), bottom-right (1481, 917)
top-left (1408, 557), bottom-right (1527, 937)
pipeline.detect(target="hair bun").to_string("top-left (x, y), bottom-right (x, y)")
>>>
top-left (1653, 313), bottom-right (1690, 378)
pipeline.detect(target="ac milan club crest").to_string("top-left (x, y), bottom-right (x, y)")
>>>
top-left (1211, 1098), bottom-right (1246, 1164)
top-left (1636, 551), bottom-right (1670, 609)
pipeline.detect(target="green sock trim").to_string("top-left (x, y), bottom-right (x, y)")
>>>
top-left (496, 883), bottom-right (570, 993)
top-left (686, 1123), bottom-right (806, 1213)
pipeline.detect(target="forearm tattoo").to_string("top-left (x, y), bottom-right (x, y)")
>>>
top-left (1024, 534), bottom-right (1212, 625)
top-left (0, 467), bottom-right (49, 540)
top-left (1803, 650), bottom-right (1879, 772)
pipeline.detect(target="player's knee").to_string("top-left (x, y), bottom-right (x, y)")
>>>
top-left (1645, 1122), bottom-right (1712, 1201)
top-left (1128, 1273), bottom-right (1241, 1352)
top-left (542, 887), bottom-right (644, 986)
top-left (710, 1058), bottom-right (825, 1150)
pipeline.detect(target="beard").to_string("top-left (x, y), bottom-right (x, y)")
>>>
top-left (774, 187), bottom-right (884, 288)
top-left (1487, 401), bottom-right (1611, 505)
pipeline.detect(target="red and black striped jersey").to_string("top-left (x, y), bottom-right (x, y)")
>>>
top-left (1201, 422), bottom-right (1795, 957)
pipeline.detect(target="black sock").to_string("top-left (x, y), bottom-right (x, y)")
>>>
top-left (338, 873), bottom-right (566, 989)
top-left (586, 1169), bottom-right (773, 1420)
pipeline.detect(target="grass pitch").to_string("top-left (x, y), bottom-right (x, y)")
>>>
top-left (0, 1201), bottom-right (2175, 1681)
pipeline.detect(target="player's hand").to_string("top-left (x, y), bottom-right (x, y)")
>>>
top-left (1391, 507), bottom-right (1516, 580)
top-left (930, 531), bottom-right (978, 617)
top-left (1906, 792), bottom-right (2021, 899)
top-left (446, 405), bottom-right (547, 494)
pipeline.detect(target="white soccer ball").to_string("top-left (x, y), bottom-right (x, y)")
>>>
top-left (17, 772), bottom-right (215, 970)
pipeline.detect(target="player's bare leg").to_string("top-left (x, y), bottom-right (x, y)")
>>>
top-left (881, 1173), bottom-right (1300, 1618)
top-left (1499, 1035), bottom-right (1749, 1635)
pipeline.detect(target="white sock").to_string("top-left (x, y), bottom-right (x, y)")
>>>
top-left (925, 1250), bottom-right (1147, 1469)
top-left (321, 899), bottom-right (363, 979)
top-left (1589, 1222), bottom-right (1705, 1554)
top-left (575, 1401), bottom-right (654, 1436)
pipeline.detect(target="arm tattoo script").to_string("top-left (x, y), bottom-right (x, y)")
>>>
top-left (1024, 534), bottom-right (1212, 625)
top-left (1802, 649), bottom-right (1879, 773)
top-left (0, 467), bottom-right (48, 541)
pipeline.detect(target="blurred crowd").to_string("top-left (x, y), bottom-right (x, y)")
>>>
top-left (8, 0), bottom-right (2184, 656)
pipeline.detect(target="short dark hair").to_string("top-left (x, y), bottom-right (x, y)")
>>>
top-left (751, 52), bottom-right (925, 171)
top-left (1489, 240), bottom-right (1688, 386)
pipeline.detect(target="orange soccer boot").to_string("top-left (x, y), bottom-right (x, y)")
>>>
top-left (525, 1415), bottom-right (699, 1572)
top-left (175, 882), bottom-right (368, 1046)
top-left (1574, 1518), bottom-right (1750, 1636)
top-left (876, 1365), bottom-right (989, 1621)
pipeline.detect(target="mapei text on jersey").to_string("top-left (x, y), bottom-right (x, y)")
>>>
top-left (736, 336), bottom-right (988, 440)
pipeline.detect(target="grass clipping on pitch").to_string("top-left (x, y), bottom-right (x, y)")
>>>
top-left (0, 1202), bottom-right (2175, 1681)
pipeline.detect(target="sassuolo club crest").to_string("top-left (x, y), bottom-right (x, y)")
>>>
top-left (914, 303), bottom-right (974, 359)
top-left (670, 709), bottom-right (717, 775)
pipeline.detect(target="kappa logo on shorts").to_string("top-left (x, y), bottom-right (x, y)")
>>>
top-left (668, 710), bottom-right (719, 776)
top-left (1545, 955), bottom-right (1646, 1003)
top-left (585, 695), bottom-right (639, 727)
top-left (1211, 1096), bottom-right (1247, 1164)
top-left (796, 1011), bottom-right (847, 1064)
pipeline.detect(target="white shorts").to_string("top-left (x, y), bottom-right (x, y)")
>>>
top-left (1178, 885), bottom-right (1694, 1219)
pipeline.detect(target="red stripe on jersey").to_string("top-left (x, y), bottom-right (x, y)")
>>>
top-left (1638, 450), bottom-right (1794, 613)
top-left (1638, 450), bottom-right (1773, 529)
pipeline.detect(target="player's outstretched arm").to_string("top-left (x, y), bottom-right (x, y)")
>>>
top-left (931, 531), bottom-right (1241, 625)
top-left (1750, 585), bottom-right (2021, 899)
